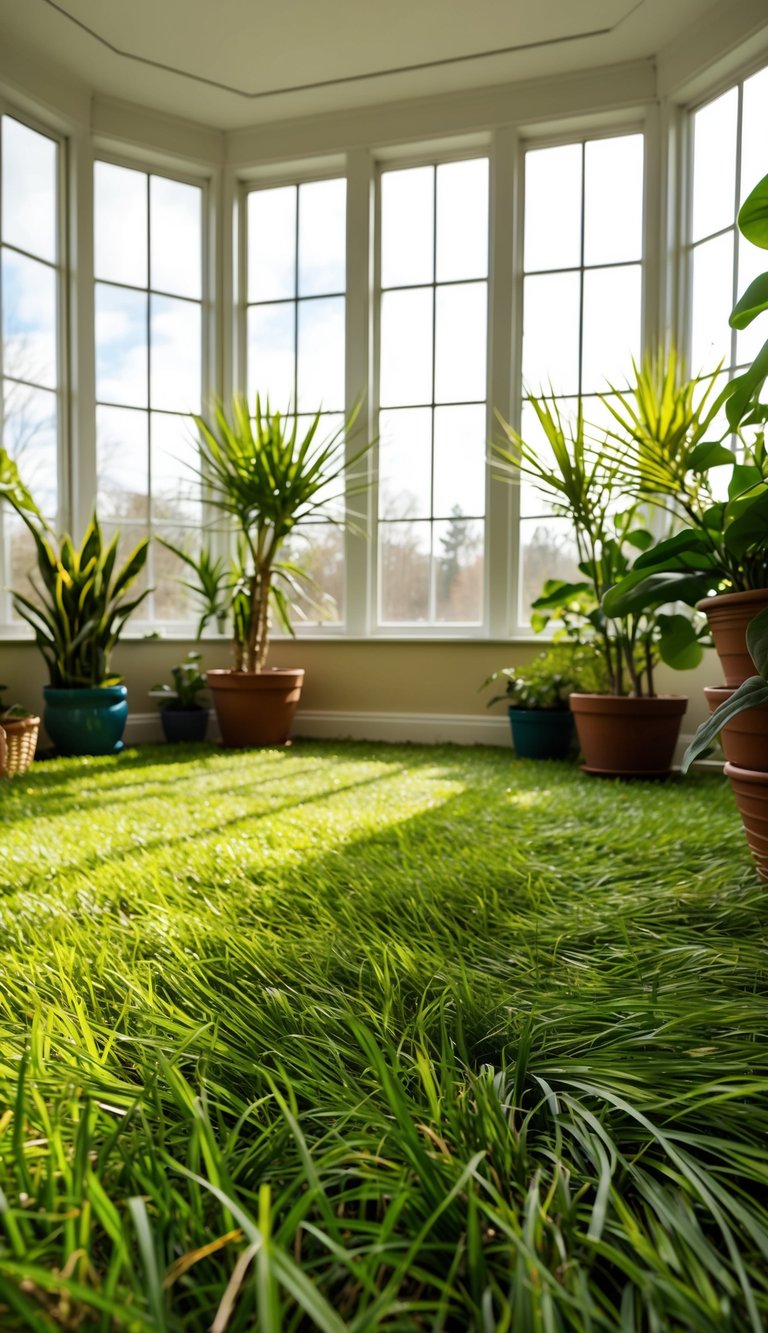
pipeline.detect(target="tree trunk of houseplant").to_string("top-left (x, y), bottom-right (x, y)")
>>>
top-left (569, 694), bottom-right (688, 777)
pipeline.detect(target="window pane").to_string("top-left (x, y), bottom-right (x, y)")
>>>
top-left (298, 179), bottom-right (346, 297)
top-left (150, 175), bottom-right (202, 300)
top-left (519, 518), bottom-right (580, 623)
top-left (434, 282), bottom-right (487, 404)
top-left (522, 271), bottom-right (580, 396)
top-left (95, 283), bottom-right (147, 407)
top-left (283, 523), bottom-right (344, 624)
top-left (150, 295), bottom-right (201, 413)
top-left (434, 515), bottom-right (483, 623)
top-left (381, 167), bottom-right (433, 288)
top-left (584, 135), bottom-right (643, 265)
top-left (2, 249), bottom-right (58, 389)
top-left (741, 66), bottom-right (768, 205)
top-left (2, 117), bottom-right (56, 263)
top-left (247, 302), bottom-right (295, 409)
top-left (96, 405), bottom-right (148, 522)
top-left (518, 397), bottom-right (563, 519)
top-left (433, 404), bottom-right (486, 518)
top-left (379, 520), bottom-right (430, 623)
top-left (378, 407), bottom-right (432, 520)
top-left (691, 233), bottom-right (734, 373)
top-left (247, 187), bottom-right (296, 302)
top-left (380, 287), bottom-right (433, 407)
top-left (436, 159), bottom-right (488, 281)
top-left (151, 412), bottom-right (200, 522)
top-left (692, 88), bottom-right (738, 241)
top-left (581, 264), bottom-right (641, 393)
top-left (297, 296), bottom-right (345, 413)
top-left (524, 144), bottom-right (582, 272)
top-left (153, 526), bottom-right (197, 622)
top-left (6, 514), bottom-right (39, 621)
top-left (94, 162), bottom-right (148, 287)
top-left (3, 381), bottom-right (57, 513)
top-left (737, 233), bottom-right (767, 367)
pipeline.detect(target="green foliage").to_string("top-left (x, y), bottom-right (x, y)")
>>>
top-left (494, 395), bottom-right (706, 696)
top-left (150, 651), bottom-right (209, 711)
top-left (0, 741), bottom-right (766, 1329)
top-left (483, 642), bottom-right (609, 710)
top-left (682, 604), bottom-right (768, 770)
top-left (728, 172), bottom-right (768, 433)
top-left (192, 395), bottom-right (371, 672)
top-left (0, 448), bottom-right (41, 526)
top-left (10, 515), bottom-right (149, 688)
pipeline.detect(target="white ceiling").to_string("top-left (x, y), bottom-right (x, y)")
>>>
top-left (0, 0), bottom-right (726, 128)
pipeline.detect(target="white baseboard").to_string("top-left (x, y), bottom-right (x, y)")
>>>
top-left (124, 709), bottom-right (715, 765)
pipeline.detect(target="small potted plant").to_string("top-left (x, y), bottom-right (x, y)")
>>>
top-left (150, 652), bottom-right (210, 743)
top-left (1, 456), bottom-right (150, 755)
top-left (482, 640), bottom-right (608, 759)
top-left (0, 688), bottom-right (40, 778)
top-left (185, 394), bottom-right (372, 748)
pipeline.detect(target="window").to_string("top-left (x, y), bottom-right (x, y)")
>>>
top-left (0, 115), bottom-right (61, 624)
top-left (688, 66), bottom-right (768, 430)
top-left (245, 178), bottom-right (347, 625)
top-left (376, 158), bottom-right (488, 627)
top-left (94, 161), bottom-right (204, 624)
top-left (518, 133), bottom-right (645, 617)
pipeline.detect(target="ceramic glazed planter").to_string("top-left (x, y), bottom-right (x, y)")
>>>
top-left (160, 707), bottom-right (210, 743)
top-left (206, 669), bottom-right (305, 748)
top-left (697, 589), bottom-right (768, 687)
top-left (569, 693), bottom-right (687, 778)
top-left (704, 687), bottom-right (768, 772)
top-left (508, 707), bottom-right (574, 759)
top-left (44, 685), bottom-right (128, 756)
top-left (724, 762), bottom-right (768, 881)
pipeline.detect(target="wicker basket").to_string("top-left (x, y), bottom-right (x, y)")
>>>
top-left (0, 715), bottom-right (40, 778)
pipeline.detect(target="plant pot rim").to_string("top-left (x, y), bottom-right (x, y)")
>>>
top-left (696, 587), bottom-right (768, 612)
top-left (161, 703), bottom-right (209, 713)
top-left (206, 668), bottom-right (305, 677)
top-left (44, 684), bottom-right (127, 698)
top-left (569, 692), bottom-right (687, 702)
top-left (724, 762), bottom-right (768, 784)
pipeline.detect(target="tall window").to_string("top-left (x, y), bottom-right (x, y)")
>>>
top-left (689, 66), bottom-right (768, 424)
top-left (246, 178), bottom-right (347, 625)
top-left (0, 115), bottom-right (61, 624)
top-left (94, 162), bottom-right (204, 624)
top-left (377, 158), bottom-right (488, 627)
top-left (519, 133), bottom-right (644, 616)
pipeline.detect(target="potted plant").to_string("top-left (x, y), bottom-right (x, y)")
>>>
top-left (187, 394), bottom-right (371, 748)
top-left (150, 651), bottom-right (210, 743)
top-left (482, 640), bottom-right (608, 759)
top-left (0, 688), bottom-right (40, 778)
top-left (2, 473), bottom-right (149, 754)
top-left (494, 396), bottom-right (706, 776)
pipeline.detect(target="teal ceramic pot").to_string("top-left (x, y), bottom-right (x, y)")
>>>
top-left (43, 685), bottom-right (129, 756)
top-left (508, 707), bottom-right (574, 759)
top-left (160, 706), bottom-right (209, 743)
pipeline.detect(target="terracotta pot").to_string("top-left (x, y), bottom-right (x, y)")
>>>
top-left (697, 588), bottom-right (768, 687)
top-left (724, 762), bottom-right (768, 881)
top-left (704, 687), bottom-right (768, 772)
top-left (206, 669), bottom-right (305, 747)
top-left (569, 693), bottom-right (687, 777)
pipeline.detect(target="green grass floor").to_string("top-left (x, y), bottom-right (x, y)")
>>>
top-left (1, 740), bottom-right (767, 1331)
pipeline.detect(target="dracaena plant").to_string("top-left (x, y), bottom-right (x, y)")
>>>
top-left (192, 395), bottom-right (371, 673)
top-left (602, 179), bottom-right (768, 616)
top-left (494, 396), bottom-right (705, 697)
top-left (682, 606), bottom-right (768, 771)
top-left (7, 501), bottom-right (149, 688)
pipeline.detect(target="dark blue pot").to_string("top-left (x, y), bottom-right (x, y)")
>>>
top-left (160, 707), bottom-right (209, 743)
top-left (509, 707), bottom-right (575, 759)
top-left (44, 685), bottom-right (129, 756)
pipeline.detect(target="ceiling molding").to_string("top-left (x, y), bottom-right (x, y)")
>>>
top-left (43, 0), bottom-right (645, 101)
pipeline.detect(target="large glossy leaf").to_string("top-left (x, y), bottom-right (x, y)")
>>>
top-left (723, 489), bottom-right (768, 560)
top-left (686, 440), bottom-right (736, 471)
top-left (603, 569), bottom-right (715, 616)
top-left (632, 528), bottom-right (717, 572)
top-left (737, 172), bottom-right (768, 250)
top-left (726, 337), bottom-right (768, 430)
top-left (730, 272), bottom-right (768, 330)
top-left (746, 605), bottom-right (768, 678)
top-left (656, 613), bottom-right (704, 670)
top-left (682, 675), bottom-right (768, 772)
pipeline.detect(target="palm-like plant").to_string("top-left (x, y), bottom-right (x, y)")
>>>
top-left (193, 395), bottom-right (370, 673)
